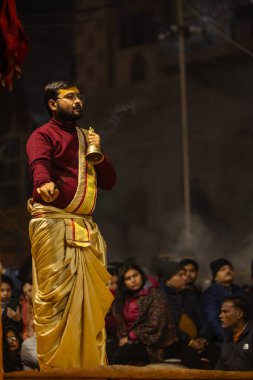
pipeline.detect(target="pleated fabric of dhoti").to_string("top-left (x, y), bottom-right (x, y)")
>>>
top-left (28, 202), bottom-right (113, 370)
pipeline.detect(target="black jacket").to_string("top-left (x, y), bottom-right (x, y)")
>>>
top-left (163, 284), bottom-right (211, 343)
top-left (180, 287), bottom-right (212, 341)
top-left (216, 320), bottom-right (253, 371)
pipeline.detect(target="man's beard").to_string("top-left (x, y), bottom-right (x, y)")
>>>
top-left (56, 107), bottom-right (83, 122)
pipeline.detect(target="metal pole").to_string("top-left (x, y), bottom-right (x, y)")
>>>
top-left (178, 0), bottom-right (191, 246)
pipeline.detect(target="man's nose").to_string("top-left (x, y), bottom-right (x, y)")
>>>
top-left (74, 97), bottom-right (82, 104)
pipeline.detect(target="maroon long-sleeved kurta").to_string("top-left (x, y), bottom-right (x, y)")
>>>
top-left (26, 118), bottom-right (116, 209)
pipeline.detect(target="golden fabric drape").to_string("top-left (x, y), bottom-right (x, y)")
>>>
top-left (28, 203), bottom-right (113, 370)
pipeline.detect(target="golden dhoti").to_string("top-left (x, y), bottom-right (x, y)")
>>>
top-left (28, 202), bottom-right (113, 370)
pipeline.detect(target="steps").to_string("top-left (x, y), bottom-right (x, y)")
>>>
top-left (4, 365), bottom-right (253, 380)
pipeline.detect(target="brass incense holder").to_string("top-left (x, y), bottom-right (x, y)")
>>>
top-left (86, 127), bottom-right (104, 165)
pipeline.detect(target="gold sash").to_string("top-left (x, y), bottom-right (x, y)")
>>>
top-left (64, 127), bottom-right (97, 215)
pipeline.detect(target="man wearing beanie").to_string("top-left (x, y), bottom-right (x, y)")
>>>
top-left (202, 258), bottom-right (246, 343)
top-left (160, 262), bottom-right (187, 327)
top-left (161, 262), bottom-right (219, 369)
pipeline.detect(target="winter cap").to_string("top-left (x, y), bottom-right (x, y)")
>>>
top-left (210, 258), bottom-right (233, 279)
top-left (160, 261), bottom-right (184, 282)
top-left (179, 258), bottom-right (199, 271)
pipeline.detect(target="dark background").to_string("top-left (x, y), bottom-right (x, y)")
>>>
top-left (1, 0), bottom-right (253, 286)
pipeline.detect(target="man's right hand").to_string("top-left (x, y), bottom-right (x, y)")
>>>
top-left (119, 337), bottom-right (128, 347)
top-left (37, 182), bottom-right (59, 203)
top-left (189, 338), bottom-right (208, 352)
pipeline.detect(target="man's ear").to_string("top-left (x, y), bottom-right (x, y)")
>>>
top-left (48, 99), bottom-right (57, 112)
top-left (236, 309), bottom-right (243, 321)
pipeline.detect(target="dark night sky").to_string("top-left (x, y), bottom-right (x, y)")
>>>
top-left (1, 0), bottom-right (253, 283)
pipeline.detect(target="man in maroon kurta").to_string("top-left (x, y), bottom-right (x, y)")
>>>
top-left (27, 117), bottom-right (116, 208)
top-left (26, 81), bottom-right (116, 369)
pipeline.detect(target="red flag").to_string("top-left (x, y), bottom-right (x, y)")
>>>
top-left (0, 0), bottom-right (28, 90)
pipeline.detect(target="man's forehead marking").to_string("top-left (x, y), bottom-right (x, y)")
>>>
top-left (58, 86), bottom-right (79, 95)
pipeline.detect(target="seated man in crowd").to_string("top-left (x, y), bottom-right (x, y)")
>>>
top-left (161, 261), bottom-right (219, 369)
top-left (179, 258), bottom-right (212, 341)
top-left (180, 258), bottom-right (201, 295)
top-left (216, 296), bottom-right (253, 371)
top-left (202, 258), bottom-right (246, 343)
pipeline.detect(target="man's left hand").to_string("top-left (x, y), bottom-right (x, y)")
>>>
top-left (88, 130), bottom-right (101, 148)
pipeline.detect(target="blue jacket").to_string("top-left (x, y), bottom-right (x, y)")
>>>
top-left (201, 282), bottom-right (245, 342)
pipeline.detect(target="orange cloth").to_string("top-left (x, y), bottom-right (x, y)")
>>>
top-left (178, 312), bottom-right (198, 339)
top-left (233, 324), bottom-right (247, 344)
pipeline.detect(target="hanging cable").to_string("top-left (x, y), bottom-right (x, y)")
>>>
top-left (186, 0), bottom-right (253, 59)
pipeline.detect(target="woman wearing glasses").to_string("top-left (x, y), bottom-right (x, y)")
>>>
top-left (3, 326), bottom-right (23, 372)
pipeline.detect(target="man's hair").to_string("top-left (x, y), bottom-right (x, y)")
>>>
top-left (43, 80), bottom-right (77, 115)
top-left (1, 274), bottom-right (13, 289)
top-left (179, 258), bottom-right (199, 271)
top-left (113, 263), bottom-right (147, 313)
top-left (223, 296), bottom-right (252, 322)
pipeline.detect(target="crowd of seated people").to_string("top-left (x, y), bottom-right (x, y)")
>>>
top-left (1, 260), bottom-right (39, 372)
top-left (106, 257), bottom-right (253, 370)
top-left (1, 256), bottom-right (253, 371)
